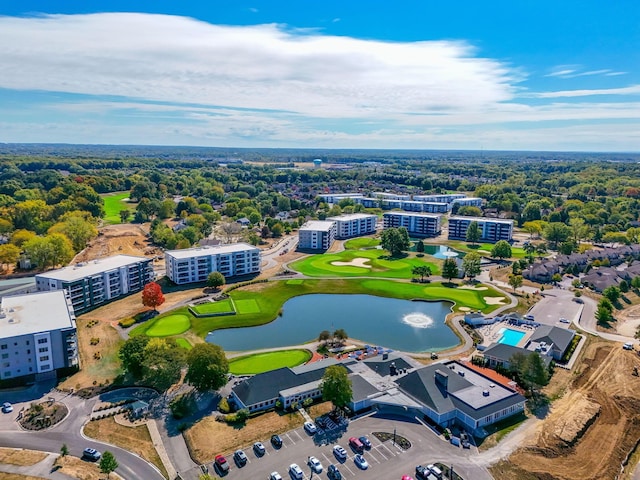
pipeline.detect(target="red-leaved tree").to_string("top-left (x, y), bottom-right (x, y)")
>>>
top-left (142, 281), bottom-right (165, 312)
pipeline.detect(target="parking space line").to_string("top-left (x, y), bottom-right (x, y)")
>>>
top-left (341, 462), bottom-right (356, 477)
top-left (366, 451), bottom-right (381, 464)
top-left (293, 430), bottom-right (304, 441)
top-left (373, 446), bottom-right (388, 460)
top-left (379, 442), bottom-right (396, 456)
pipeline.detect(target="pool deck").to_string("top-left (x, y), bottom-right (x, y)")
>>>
top-left (476, 320), bottom-right (534, 348)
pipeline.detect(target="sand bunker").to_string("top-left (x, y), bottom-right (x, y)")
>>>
top-left (459, 307), bottom-right (471, 312)
top-left (484, 296), bottom-right (507, 305)
top-left (331, 258), bottom-right (372, 268)
top-left (459, 285), bottom-right (488, 291)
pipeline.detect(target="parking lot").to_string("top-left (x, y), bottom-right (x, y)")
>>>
top-left (182, 413), bottom-right (492, 480)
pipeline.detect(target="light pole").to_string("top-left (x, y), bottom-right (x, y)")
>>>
top-left (393, 427), bottom-right (396, 446)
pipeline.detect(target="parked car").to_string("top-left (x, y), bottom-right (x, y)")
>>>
top-left (328, 464), bottom-right (343, 480)
top-left (415, 465), bottom-right (430, 480)
top-left (427, 464), bottom-right (443, 478)
top-left (559, 317), bottom-right (570, 324)
top-left (462, 439), bottom-right (471, 449)
top-left (623, 342), bottom-right (634, 350)
top-left (349, 436), bottom-right (364, 453)
top-left (402, 476), bottom-right (415, 480)
top-left (271, 434), bottom-right (283, 448)
top-left (214, 454), bottom-right (229, 473)
top-left (253, 442), bottom-right (266, 456)
top-left (269, 472), bottom-right (283, 480)
top-left (82, 448), bottom-right (101, 461)
top-left (354, 454), bottom-right (369, 470)
top-left (1, 402), bottom-right (13, 414)
top-left (333, 445), bottom-right (348, 460)
top-left (308, 456), bottom-right (323, 473)
top-left (304, 421), bottom-right (317, 434)
top-left (359, 435), bottom-right (372, 449)
top-left (289, 463), bottom-right (304, 479)
top-left (234, 449), bottom-right (247, 466)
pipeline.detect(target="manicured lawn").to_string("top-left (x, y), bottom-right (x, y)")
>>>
top-left (290, 249), bottom-right (440, 278)
top-left (101, 191), bottom-right (136, 224)
top-left (133, 278), bottom-right (507, 339)
top-left (175, 338), bottom-right (193, 350)
top-left (228, 349), bottom-right (312, 374)
top-left (144, 314), bottom-right (191, 337)
top-left (190, 299), bottom-right (235, 315)
top-left (447, 241), bottom-right (526, 259)
top-left (286, 279), bottom-right (303, 285)
top-left (344, 237), bottom-right (380, 249)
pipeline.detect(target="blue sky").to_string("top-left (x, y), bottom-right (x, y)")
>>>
top-left (0, 1), bottom-right (638, 151)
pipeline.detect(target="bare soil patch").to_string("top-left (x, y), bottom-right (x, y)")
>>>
top-left (52, 455), bottom-right (123, 480)
top-left (0, 448), bottom-right (47, 466)
top-left (74, 224), bottom-right (160, 263)
top-left (83, 417), bottom-right (168, 479)
top-left (19, 401), bottom-right (68, 430)
top-left (490, 340), bottom-right (640, 480)
top-left (0, 474), bottom-right (48, 480)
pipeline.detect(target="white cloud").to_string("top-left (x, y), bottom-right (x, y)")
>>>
top-left (0, 12), bottom-right (517, 118)
top-left (546, 66), bottom-right (627, 79)
top-left (528, 85), bottom-right (640, 98)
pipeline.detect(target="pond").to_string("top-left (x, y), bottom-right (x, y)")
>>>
top-left (420, 244), bottom-right (464, 259)
top-left (206, 294), bottom-right (459, 353)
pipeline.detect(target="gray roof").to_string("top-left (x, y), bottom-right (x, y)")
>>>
top-left (0, 291), bottom-right (76, 339)
top-left (483, 343), bottom-right (552, 368)
top-left (529, 325), bottom-right (575, 355)
top-left (349, 374), bottom-right (380, 403)
top-left (36, 255), bottom-right (150, 282)
top-left (363, 355), bottom-right (412, 377)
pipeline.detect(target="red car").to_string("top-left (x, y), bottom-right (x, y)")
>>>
top-left (214, 454), bottom-right (229, 473)
top-left (402, 476), bottom-right (414, 480)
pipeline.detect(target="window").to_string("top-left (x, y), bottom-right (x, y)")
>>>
top-left (0, 345), bottom-right (6, 350)
top-left (37, 338), bottom-right (48, 344)
top-left (26, 350), bottom-right (30, 354)
top-left (1, 354), bottom-right (7, 359)
top-left (41, 364), bottom-right (50, 370)
top-left (38, 347), bottom-right (48, 353)
top-left (39, 356), bottom-right (49, 362)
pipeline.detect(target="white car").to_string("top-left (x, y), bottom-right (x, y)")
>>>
top-left (559, 317), bottom-right (570, 324)
top-left (354, 454), bottom-right (368, 469)
top-left (304, 421), bottom-right (317, 434)
top-left (1, 402), bottom-right (13, 414)
top-left (308, 456), bottom-right (323, 473)
top-left (333, 445), bottom-right (347, 460)
top-left (269, 472), bottom-right (283, 480)
top-left (289, 463), bottom-right (304, 479)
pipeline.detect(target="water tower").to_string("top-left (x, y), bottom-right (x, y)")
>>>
top-left (313, 158), bottom-right (323, 169)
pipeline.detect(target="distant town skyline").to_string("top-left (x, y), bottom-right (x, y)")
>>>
top-left (0, 1), bottom-right (638, 152)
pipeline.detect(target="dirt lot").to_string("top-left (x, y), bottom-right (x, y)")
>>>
top-left (184, 402), bottom-right (333, 463)
top-left (0, 448), bottom-right (46, 466)
top-left (74, 224), bottom-right (161, 263)
top-left (490, 339), bottom-right (640, 480)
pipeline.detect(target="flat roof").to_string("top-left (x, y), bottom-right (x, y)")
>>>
top-left (327, 213), bottom-right (377, 221)
top-left (166, 242), bottom-right (259, 259)
top-left (299, 221), bottom-right (336, 232)
top-left (449, 216), bottom-right (514, 225)
top-left (0, 291), bottom-right (75, 339)
top-left (321, 193), bottom-right (363, 198)
top-left (36, 255), bottom-right (150, 282)
top-left (383, 212), bottom-right (442, 219)
top-left (400, 200), bottom-right (448, 206)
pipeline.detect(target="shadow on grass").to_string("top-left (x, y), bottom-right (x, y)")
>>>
top-left (379, 252), bottom-right (409, 261)
top-left (475, 412), bottom-right (528, 448)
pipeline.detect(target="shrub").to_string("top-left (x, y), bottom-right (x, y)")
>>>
top-left (218, 397), bottom-right (231, 414)
top-left (90, 337), bottom-right (100, 345)
top-left (170, 393), bottom-right (195, 419)
top-left (119, 318), bottom-right (136, 328)
top-left (235, 408), bottom-right (249, 421)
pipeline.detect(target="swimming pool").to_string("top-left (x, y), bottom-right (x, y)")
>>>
top-left (497, 327), bottom-right (526, 346)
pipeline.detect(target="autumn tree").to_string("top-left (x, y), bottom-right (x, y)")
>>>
top-left (48, 214), bottom-right (98, 252)
top-left (0, 244), bottom-right (20, 271)
top-left (142, 281), bottom-right (165, 312)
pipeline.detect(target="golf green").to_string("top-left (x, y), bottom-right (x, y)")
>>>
top-left (235, 299), bottom-right (261, 314)
top-left (229, 349), bottom-right (312, 374)
top-left (191, 299), bottom-right (235, 315)
top-left (101, 192), bottom-right (135, 224)
top-left (175, 338), bottom-right (193, 350)
top-left (145, 314), bottom-right (191, 337)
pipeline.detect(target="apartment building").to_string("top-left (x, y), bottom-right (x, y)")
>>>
top-left (371, 192), bottom-right (411, 201)
top-left (0, 291), bottom-right (78, 381)
top-left (448, 216), bottom-right (514, 243)
top-left (298, 221), bottom-right (337, 251)
top-left (413, 193), bottom-right (467, 204)
top-left (453, 197), bottom-right (483, 208)
top-left (35, 255), bottom-right (154, 313)
top-left (326, 213), bottom-right (377, 239)
top-left (165, 243), bottom-right (261, 285)
top-left (319, 193), bottom-right (364, 204)
top-left (383, 212), bottom-right (442, 237)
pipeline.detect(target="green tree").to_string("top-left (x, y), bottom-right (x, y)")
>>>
top-left (465, 221), bottom-right (481, 245)
top-left (206, 271), bottom-right (226, 290)
top-left (320, 365), bottom-right (352, 412)
top-left (142, 338), bottom-right (186, 391)
top-left (119, 209), bottom-right (131, 223)
top-left (318, 330), bottom-right (331, 343)
top-left (551, 273), bottom-right (562, 284)
top-left (415, 240), bottom-right (425, 253)
top-left (543, 222), bottom-right (571, 250)
top-left (411, 265), bottom-right (432, 282)
top-left (158, 200), bottom-right (176, 219)
top-left (595, 298), bottom-right (614, 325)
top-left (491, 240), bottom-right (512, 259)
top-left (99, 451), bottom-right (118, 478)
top-left (333, 329), bottom-right (348, 342)
top-left (523, 242), bottom-right (536, 258)
top-left (619, 280), bottom-right (629, 293)
top-left (380, 227), bottom-right (410, 256)
top-left (462, 252), bottom-right (482, 280)
top-left (60, 444), bottom-right (69, 457)
top-left (0, 243), bottom-right (20, 271)
top-left (119, 336), bottom-right (151, 378)
top-left (48, 215), bottom-right (98, 252)
top-left (442, 258), bottom-right (459, 283)
top-left (632, 276), bottom-right (640, 290)
top-left (185, 343), bottom-right (229, 392)
top-left (23, 234), bottom-right (73, 270)
top-left (603, 285), bottom-right (620, 303)
top-left (10, 229), bottom-right (36, 247)
top-left (508, 274), bottom-right (524, 292)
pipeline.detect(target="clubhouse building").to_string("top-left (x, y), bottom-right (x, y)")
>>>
top-left (165, 243), bottom-right (261, 285)
top-left (231, 353), bottom-right (526, 437)
top-left (0, 291), bottom-right (78, 381)
top-left (35, 255), bottom-right (154, 313)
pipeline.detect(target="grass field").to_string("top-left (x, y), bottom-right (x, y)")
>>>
top-left (176, 338), bottom-right (193, 350)
top-left (290, 249), bottom-right (440, 278)
top-left (344, 237), bottom-right (380, 249)
top-left (190, 299), bottom-right (235, 315)
top-left (447, 241), bottom-right (527, 259)
top-left (145, 314), bottom-right (191, 337)
top-left (132, 278), bottom-right (507, 338)
top-left (101, 191), bottom-right (136, 224)
top-left (229, 349), bottom-right (312, 374)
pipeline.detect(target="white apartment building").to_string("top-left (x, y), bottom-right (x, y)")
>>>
top-left (453, 197), bottom-right (483, 208)
top-left (326, 214), bottom-right (378, 239)
top-left (0, 291), bottom-right (78, 381)
top-left (383, 212), bottom-right (442, 237)
top-left (413, 193), bottom-right (467, 204)
top-left (36, 255), bottom-right (154, 313)
top-left (319, 193), bottom-right (364, 204)
top-left (165, 243), bottom-right (261, 285)
top-left (448, 216), bottom-right (514, 243)
top-left (371, 192), bottom-right (411, 201)
top-left (298, 221), bottom-right (337, 251)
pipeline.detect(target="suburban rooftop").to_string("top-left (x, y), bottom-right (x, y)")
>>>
top-left (165, 242), bottom-right (259, 259)
top-left (299, 220), bottom-right (336, 232)
top-left (36, 254), bottom-right (150, 282)
top-left (0, 291), bottom-right (75, 339)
